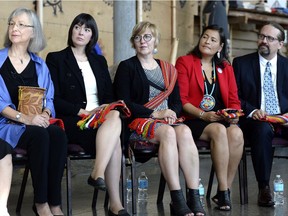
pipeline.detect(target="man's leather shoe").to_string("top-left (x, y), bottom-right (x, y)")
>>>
top-left (258, 186), bottom-right (275, 207)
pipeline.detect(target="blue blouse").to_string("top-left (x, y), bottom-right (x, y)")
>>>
top-left (0, 48), bottom-right (55, 148)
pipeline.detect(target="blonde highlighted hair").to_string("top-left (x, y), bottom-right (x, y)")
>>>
top-left (130, 21), bottom-right (160, 49)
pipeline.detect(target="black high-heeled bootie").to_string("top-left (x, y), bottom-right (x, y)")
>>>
top-left (187, 189), bottom-right (206, 215)
top-left (170, 189), bottom-right (192, 216)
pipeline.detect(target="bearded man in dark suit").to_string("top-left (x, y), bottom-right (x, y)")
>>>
top-left (233, 22), bottom-right (288, 207)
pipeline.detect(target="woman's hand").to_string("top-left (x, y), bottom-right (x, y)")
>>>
top-left (78, 104), bottom-right (108, 116)
top-left (201, 111), bottom-right (223, 122)
top-left (31, 114), bottom-right (50, 128)
top-left (89, 104), bottom-right (107, 115)
top-left (152, 109), bottom-right (177, 123)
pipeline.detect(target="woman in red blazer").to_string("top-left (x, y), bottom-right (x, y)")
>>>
top-left (175, 25), bottom-right (244, 211)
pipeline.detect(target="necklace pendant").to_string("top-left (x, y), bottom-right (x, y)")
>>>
top-left (200, 94), bottom-right (216, 111)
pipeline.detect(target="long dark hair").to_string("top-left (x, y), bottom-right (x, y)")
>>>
top-left (188, 24), bottom-right (229, 68)
top-left (67, 13), bottom-right (98, 55)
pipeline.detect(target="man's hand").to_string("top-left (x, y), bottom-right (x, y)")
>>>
top-left (252, 109), bottom-right (267, 120)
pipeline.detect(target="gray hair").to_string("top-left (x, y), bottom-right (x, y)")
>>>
top-left (4, 7), bottom-right (46, 53)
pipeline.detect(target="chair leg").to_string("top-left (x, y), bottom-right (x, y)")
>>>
top-left (121, 154), bottom-right (127, 209)
top-left (238, 153), bottom-right (245, 205)
top-left (206, 164), bottom-right (214, 200)
top-left (156, 173), bottom-right (166, 204)
top-left (131, 153), bottom-right (137, 215)
top-left (66, 157), bottom-right (72, 216)
top-left (104, 191), bottom-right (109, 208)
top-left (16, 164), bottom-right (29, 213)
top-left (92, 188), bottom-right (98, 209)
top-left (243, 150), bottom-right (248, 204)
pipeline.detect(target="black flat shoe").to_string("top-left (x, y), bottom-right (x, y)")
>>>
top-left (108, 208), bottom-right (130, 216)
top-left (87, 176), bottom-right (106, 191)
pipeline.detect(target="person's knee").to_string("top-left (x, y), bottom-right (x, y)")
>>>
top-left (229, 127), bottom-right (244, 148)
top-left (209, 124), bottom-right (227, 140)
top-left (157, 126), bottom-right (177, 145)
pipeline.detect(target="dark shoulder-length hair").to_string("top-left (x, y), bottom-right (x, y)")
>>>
top-left (67, 13), bottom-right (98, 55)
top-left (188, 24), bottom-right (229, 68)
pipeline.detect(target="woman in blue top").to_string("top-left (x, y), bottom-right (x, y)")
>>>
top-left (0, 8), bottom-right (67, 216)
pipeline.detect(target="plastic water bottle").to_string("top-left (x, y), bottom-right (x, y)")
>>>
top-left (198, 178), bottom-right (205, 207)
top-left (138, 171), bottom-right (148, 202)
top-left (126, 174), bottom-right (132, 203)
top-left (273, 174), bottom-right (284, 205)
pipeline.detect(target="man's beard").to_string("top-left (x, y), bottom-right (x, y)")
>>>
top-left (258, 44), bottom-right (270, 56)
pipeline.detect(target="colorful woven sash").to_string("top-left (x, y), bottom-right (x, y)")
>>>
top-left (77, 100), bottom-right (131, 130)
top-left (144, 60), bottom-right (178, 109)
top-left (49, 118), bottom-right (65, 130)
top-left (260, 113), bottom-right (288, 124)
top-left (128, 117), bottom-right (185, 139)
top-left (128, 60), bottom-right (181, 139)
top-left (216, 108), bottom-right (244, 119)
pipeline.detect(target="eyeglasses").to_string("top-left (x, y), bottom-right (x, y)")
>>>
top-left (133, 34), bottom-right (153, 42)
top-left (8, 22), bottom-right (34, 30)
top-left (258, 34), bottom-right (278, 42)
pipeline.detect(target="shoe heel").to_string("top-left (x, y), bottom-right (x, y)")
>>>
top-left (169, 203), bottom-right (175, 215)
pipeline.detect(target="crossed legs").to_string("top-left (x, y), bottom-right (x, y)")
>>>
top-left (90, 110), bottom-right (125, 213)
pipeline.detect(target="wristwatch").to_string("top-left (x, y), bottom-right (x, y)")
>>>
top-left (16, 112), bottom-right (22, 120)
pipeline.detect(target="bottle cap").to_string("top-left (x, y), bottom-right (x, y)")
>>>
top-left (276, 174), bottom-right (281, 178)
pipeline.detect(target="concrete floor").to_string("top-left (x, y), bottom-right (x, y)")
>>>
top-left (8, 149), bottom-right (288, 216)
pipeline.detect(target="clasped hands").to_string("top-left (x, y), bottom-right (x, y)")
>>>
top-left (31, 112), bottom-right (50, 128)
top-left (201, 111), bottom-right (239, 124)
top-left (151, 109), bottom-right (177, 124)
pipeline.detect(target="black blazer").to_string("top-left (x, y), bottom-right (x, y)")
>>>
top-left (113, 56), bottom-right (182, 119)
top-left (233, 52), bottom-right (288, 116)
top-left (46, 47), bottom-right (114, 118)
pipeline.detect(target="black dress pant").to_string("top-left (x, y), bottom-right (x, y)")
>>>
top-left (17, 124), bottom-right (67, 205)
top-left (240, 119), bottom-right (288, 186)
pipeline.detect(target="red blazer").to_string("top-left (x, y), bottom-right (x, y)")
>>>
top-left (175, 54), bottom-right (240, 118)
